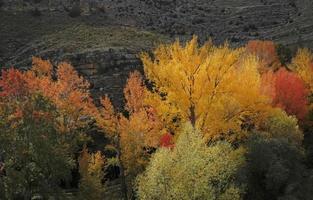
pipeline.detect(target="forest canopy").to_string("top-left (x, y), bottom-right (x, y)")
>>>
top-left (1, 38), bottom-right (313, 200)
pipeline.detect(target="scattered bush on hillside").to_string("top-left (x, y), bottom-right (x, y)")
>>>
top-left (30, 8), bottom-right (42, 17)
top-left (69, 4), bottom-right (81, 18)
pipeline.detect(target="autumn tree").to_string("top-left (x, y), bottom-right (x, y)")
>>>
top-left (26, 57), bottom-right (97, 133)
top-left (95, 71), bottom-right (165, 198)
top-left (142, 36), bottom-right (270, 142)
top-left (272, 68), bottom-right (308, 120)
top-left (289, 48), bottom-right (313, 95)
top-left (135, 124), bottom-right (245, 200)
top-left (246, 40), bottom-right (281, 73)
top-left (0, 58), bottom-right (98, 199)
top-left (78, 147), bottom-right (106, 200)
top-left (0, 93), bottom-right (76, 199)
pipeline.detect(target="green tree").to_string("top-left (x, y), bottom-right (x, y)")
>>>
top-left (244, 110), bottom-right (313, 200)
top-left (0, 94), bottom-right (77, 199)
top-left (259, 109), bottom-right (303, 146)
top-left (135, 124), bottom-right (245, 200)
top-left (244, 135), bottom-right (312, 200)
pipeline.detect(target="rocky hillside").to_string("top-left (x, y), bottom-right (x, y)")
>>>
top-left (1, 0), bottom-right (313, 105)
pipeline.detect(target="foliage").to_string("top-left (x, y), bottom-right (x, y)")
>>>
top-left (246, 40), bottom-right (281, 73)
top-left (159, 133), bottom-right (174, 148)
top-left (273, 68), bottom-right (308, 120)
top-left (289, 48), bottom-right (313, 95)
top-left (244, 134), bottom-right (313, 200)
top-left (259, 108), bottom-right (303, 146)
top-left (142, 36), bottom-right (271, 142)
top-left (135, 124), bottom-right (245, 200)
top-left (0, 94), bottom-right (75, 199)
top-left (0, 58), bottom-right (97, 199)
top-left (78, 147), bottom-right (106, 200)
top-left (27, 57), bottom-right (97, 133)
top-left (97, 72), bottom-right (165, 177)
top-left (95, 71), bottom-right (166, 198)
top-left (276, 44), bottom-right (296, 66)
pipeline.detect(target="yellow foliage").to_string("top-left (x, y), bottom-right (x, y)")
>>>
top-left (289, 48), bottom-right (313, 93)
top-left (78, 147), bottom-right (106, 200)
top-left (142, 36), bottom-right (271, 142)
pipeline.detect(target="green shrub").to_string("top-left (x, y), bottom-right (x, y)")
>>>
top-left (244, 135), bottom-right (313, 200)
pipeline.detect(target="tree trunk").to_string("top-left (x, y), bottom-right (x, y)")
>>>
top-left (115, 136), bottom-right (128, 200)
top-left (189, 104), bottom-right (196, 128)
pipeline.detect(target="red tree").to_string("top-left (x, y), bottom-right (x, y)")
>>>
top-left (0, 68), bottom-right (28, 98)
top-left (273, 68), bottom-right (308, 120)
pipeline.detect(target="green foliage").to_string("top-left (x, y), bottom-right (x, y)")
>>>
top-left (243, 109), bottom-right (313, 199)
top-left (244, 135), bottom-right (313, 200)
top-left (0, 94), bottom-right (77, 199)
top-left (276, 44), bottom-right (296, 66)
top-left (260, 109), bottom-right (303, 146)
top-left (78, 148), bottom-right (106, 200)
top-left (135, 124), bottom-right (245, 200)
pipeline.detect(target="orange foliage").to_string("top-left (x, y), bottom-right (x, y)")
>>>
top-left (260, 70), bottom-right (276, 99)
top-left (246, 40), bottom-right (281, 73)
top-left (95, 71), bottom-right (165, 177)
top-left (0, 57), bottom-right (97, 132)
top-left (124, 71), bottom-right (145, 113)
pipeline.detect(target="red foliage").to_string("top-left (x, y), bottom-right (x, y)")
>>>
top-left (160, 133), bottom-right (174, 148)
top-left (246, 40), bottom-right (281, 72)
top-left (0, 68), bottom-right (28, 98)
top-left (273, 68), bottom-right (308, 120)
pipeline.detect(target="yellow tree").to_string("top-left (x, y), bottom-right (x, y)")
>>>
top-left (142, 36), bottom-right (271, 142)
top-left (289, 48), bottom-right (313, 94)
top-left (78, 147), bottom-right (106, 200)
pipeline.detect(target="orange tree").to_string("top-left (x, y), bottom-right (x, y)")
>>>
top-left (0, 58), bottom-right (98, 199)
top-left (246, 40), bottom-right (281, 73)
top-left (95, 71), bottom-right (165, 198)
